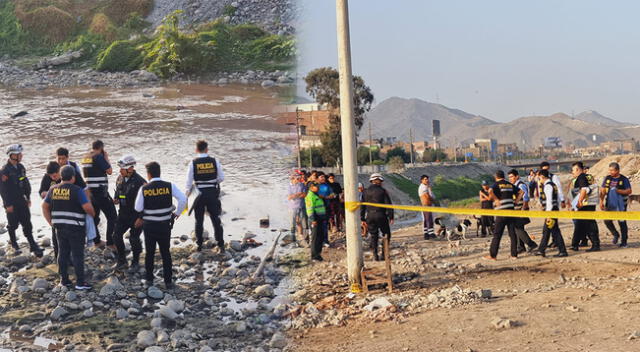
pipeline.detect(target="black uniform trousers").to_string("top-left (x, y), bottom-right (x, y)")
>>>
top-left (514, 218), bottom-right (537, 251)
top-left (571, 206), bottom-right (600, 249)
top-left (91, 189), bottom-right (117, 245)
top-left (538, 219), bottom-right (567, 254)
top-left (114, 213), bottom-right (143, 264)
top-left (366, 212), bottom-right (392, 256)
top-left (310, 215), bottom-right (327, 259)
top-left (143, 226), bottom-right (172, 285)
top-left (56, 226), bottom-right (86, 285)
top-left (604, 220), bottom-right (628, 246)
top-left (489, 216), bottom-right (518, 258)
top-left (6, 201), bottom-right (37, 250)
top-left (193, 188), bottom-right (224, 248)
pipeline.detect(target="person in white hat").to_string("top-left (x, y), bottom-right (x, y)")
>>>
top-left (360, 173), bottom-right (394, 261)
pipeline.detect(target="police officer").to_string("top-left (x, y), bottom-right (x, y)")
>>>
top-left (39, 162), bottom-right (62, 259)
top-left (600, 162), bottom-right (632, 248)
top-left (184, 140), bottom-right (224, 252)
top-left (484, 170), bottom-right (519, 260)
top-left (0, 144), bottom-right (43, 257)
top-left (360, 173), bottom-right (394, 261)
top-left (135, 162), bottom-right (187, 289)
top-left (112, 155), bottom-right (147, 270)
top-left (57, 147), bottom-right (88, 190)
top-left (507, 169), bottom-right (537, 253)
top-left (81, 140), bottom-right (117, 248)
top-left (571, 162), bottom-right (600, 251)
top-left (42, 166), bottom-right (95, 289)
top-left (534, 169), bottom-right (568, 257)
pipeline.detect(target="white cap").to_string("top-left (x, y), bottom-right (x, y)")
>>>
top-left (117, 155), bottom-right (136, 169)
top-left (369, 173), bottom-right (384, 182)
top-left (6, 144), bottom-right (22, 155)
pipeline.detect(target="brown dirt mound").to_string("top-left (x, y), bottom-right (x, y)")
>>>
top-left (16, 5), bottom-right (75, 44)
top-left (589, 154), bottom-right (640, 181)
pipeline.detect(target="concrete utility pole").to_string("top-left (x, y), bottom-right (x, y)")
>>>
top-left (409, 128), bottom-right (414, 165)
top-left (368, 121), bottom-right (373, 165)
top-left (295, 107), bottom-right (302, 169)
top-left (336, 0), bottom-right (363, 289)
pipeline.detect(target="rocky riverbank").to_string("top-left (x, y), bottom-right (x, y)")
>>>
top-left (0, 60), bottom-right (295, 90)
top-left (0, 229), bottom-right (296, 351)
top-left (147, 0), bottom-right (296, 36)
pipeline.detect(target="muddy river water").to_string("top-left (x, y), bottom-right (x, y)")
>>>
top-left (0, 83), bottom-right (294, 258)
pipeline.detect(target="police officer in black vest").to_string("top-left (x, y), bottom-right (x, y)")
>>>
top-left (42, 166), bottom-right (95, 289)
top-left (184, 140), bottom-right (225, 252)
top-left (0, 144), bottom-right (43, 257)
top-left (135, 162), bottom-right (187, 289)
top-left (81, 140), bottom-right (117, 248)
top-left (112, 155), bottom-right (147, 271)
top-left (360, 173), bottom-right (394, 261)
top-left (56, 147), bottom-right (88, 191)
top-left (484, 170), bottom-right (519, 260)
top-left (534, 169), bottom-right (568, 257)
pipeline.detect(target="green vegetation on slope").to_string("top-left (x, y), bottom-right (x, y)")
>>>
top-left (0, 1), bottom-right (295, 78)
top-left (385, 173), bottom-right (494, 205)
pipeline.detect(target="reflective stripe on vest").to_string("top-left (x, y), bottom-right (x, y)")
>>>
top-left (496, 180), bottom-right (515, 210)
top-left (142, 181), bottom-right (173, 222)
top-left (50, 184), bottom-right (86, 228)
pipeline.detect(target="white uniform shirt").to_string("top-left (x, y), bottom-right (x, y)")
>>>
top-left (184, 153), bottom-right (224, 194)
top-left (134, 177), bottom-right (187, 216)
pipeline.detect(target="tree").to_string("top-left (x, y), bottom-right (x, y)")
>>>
top-left (387, 156), bottom-right (405, 172)
top-left (357, 146), bottom-right (381, 165)
top-left (385, 147), bottom-right (410, 163)
top-left (422, 149), bottom-right (448, 162)
top-left (304, 67), bottom-right (374, 130)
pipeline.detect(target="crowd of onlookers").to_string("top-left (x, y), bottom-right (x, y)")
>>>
top-left (287, 170), bottom-right (345, 261)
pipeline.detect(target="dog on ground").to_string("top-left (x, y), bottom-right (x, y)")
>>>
top-left (434, 216), bottom-right (472, 242)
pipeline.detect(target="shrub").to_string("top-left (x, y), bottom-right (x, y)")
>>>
top-left (96, 39), bottom-right (143, 72)
top-left (56, 33), bottom-right (107, 61)
top-left (17, 5), bottom-right (75, 44)
top-left (89, 13), bottom-right (117, 42)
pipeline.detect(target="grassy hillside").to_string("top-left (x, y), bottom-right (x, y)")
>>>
top-left (0, 0), bottom-right (295, 78)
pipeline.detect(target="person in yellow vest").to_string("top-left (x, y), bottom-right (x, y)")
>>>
top-left (305, 182), bottom-right (327, 262)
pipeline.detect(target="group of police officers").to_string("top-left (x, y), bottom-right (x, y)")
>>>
top-left (484, 161), bottom-right (633, 260)
top-left (0, 140), bottom-right (224, 290)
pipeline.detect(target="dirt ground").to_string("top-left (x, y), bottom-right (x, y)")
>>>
top-left (290, 205), bottom-right (640, 352)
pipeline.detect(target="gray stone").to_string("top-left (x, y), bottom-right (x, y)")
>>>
top-left (65, 291), bottom-right (77, 301)
top-left (11, 256), bottom-right (29, 265)
top-left (144, 347), bottom-right (165, 352)
top-left (158, 306), bottom-right (179, 321)
top-left (261, 80), bottom-right (275, 88)
top-left (99, 276), bottom-right (125, 296)
top-left (137, 330), bottom-right (156, 347)
top-left (150, 317), bottom-right (163, 328)
top-left (269, 332), bottom-right (287, 348)
top-left (167, 300), bottom-right (184, 313)
top-left (254, 284), bottom-right (274, 297)
top-left (50, 307), bottom-right (68, 320)
top-left (148, 286), bottom-right (163, 299)
top-left (31, 278), bottom-right (49, 290)
top-left (115, 308), bottom-right (129, 319)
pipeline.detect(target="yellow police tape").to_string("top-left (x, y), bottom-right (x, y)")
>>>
top-left (345, 202), bottom-right (640, 221)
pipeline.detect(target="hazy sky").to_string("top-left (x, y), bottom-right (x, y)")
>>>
top-left (296, 0), bottom-right (640, 123)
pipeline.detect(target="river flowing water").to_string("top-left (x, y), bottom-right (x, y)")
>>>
top-left (0, 83), bottom-right (294, 259)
